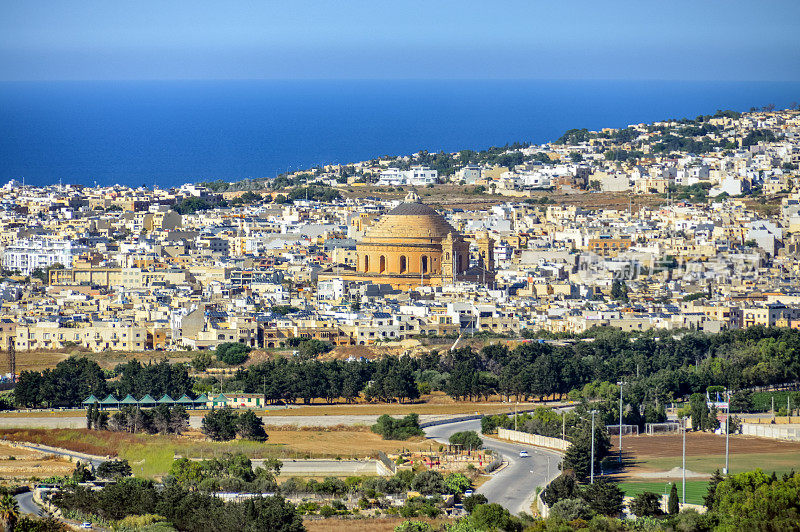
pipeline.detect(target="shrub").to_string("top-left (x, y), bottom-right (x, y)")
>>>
top-left (550, 498), bottom-right (594, 521)
top-left (410, 471), bottom-right (446, 495)
top-left (395, 521), bottom-right (432, 532)
top-left (463, 493), bottom-right (488, 513)
top-left (444, 473), bottom-right (471, 495)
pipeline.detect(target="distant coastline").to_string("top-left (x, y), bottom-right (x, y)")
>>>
top-left (2, 79), bottom-right (800, 187)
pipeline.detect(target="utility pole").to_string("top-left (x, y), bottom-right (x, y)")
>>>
top-left (514, 401), bottom-right (518, 431)
top-left (682, 417), bottom-right (686, 505)
top-left (618, 380), bottom-right (624, 464)
top-left (591, 410), bottom-right (597, 484)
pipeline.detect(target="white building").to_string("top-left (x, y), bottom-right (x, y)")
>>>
top-left (2, 238), bottom-right (89, 275)
top-left (455, 165), bottom-right (482, 184)
top-left (378, 166), bottom-right (438, 186)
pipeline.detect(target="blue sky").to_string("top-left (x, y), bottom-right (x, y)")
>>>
top-left (2, 0), bottom-right (799, 81)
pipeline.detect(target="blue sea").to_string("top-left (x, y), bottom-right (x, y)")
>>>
top-left (1, 80), bottom-right (799, 187)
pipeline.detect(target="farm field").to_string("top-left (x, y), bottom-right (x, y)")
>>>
top-left (0, 440), bottom-right (75, 480)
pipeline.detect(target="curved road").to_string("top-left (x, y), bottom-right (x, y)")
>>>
top-left (15, 491), bottom-right (40, 516)
top-left (424, 419), bottom-right (562, 516)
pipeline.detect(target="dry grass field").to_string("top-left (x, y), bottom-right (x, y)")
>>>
top-left (12, 348), bottom-right (195, 372)
top-left (340, 185), bottom-right (662, 213)
top-left (0, 440), bottom-right (74, 479)
top-left (0, 427), bottom-right (439, 477)
top-left (259, 401), bottom-right (521, 417)
top-left (264, 426), bottom-right (432, 457)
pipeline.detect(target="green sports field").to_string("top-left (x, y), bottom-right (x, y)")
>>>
top-left (618, 480), bottom-right (708, 506)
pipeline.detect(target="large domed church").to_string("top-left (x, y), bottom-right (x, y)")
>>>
top-left (321, 191), bottom-right (494, 290)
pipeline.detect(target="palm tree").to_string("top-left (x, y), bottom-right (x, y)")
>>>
top-left (0, 493), bottom-right (19, 532)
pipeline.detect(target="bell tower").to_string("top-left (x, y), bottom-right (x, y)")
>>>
top-left (476, 231), bottom-right (494, 272)
top-left (441, 232), bottom-right (456, 285)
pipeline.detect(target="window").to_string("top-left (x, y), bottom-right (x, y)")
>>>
top-left (364, 255), bottom-right (369, 272)
top-left (400, 255), bottom-right (407, 273)
top-left (379, 255), bottom-right (386, 273)
top-left (421, 255), bottom-right (428, 274)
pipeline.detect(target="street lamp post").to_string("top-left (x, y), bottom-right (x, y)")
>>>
top-left (591, 409), bottom-right (597, 484)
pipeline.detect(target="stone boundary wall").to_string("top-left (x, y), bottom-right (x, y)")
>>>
top-left (497, 428), bottom-right (570, 451)
top-left (741, 423), bottom-right (800, 441)
top-left (744, 416), bottom-right (800, 425)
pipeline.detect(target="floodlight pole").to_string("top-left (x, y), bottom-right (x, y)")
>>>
top-left (725, 390), bottom-right (731, 474)
top-left (618, 380), bottom-right (624, 464)
top-left (590, 409), bottom-right (597, 484)
top-left (682, 417), bottom-right (686, 505)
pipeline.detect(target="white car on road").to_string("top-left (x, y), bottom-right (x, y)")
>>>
top-left (519, 450), bottom-right (529, 458)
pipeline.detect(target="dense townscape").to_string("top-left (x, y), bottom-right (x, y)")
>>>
top-left (2, 107), bottom-right (800, 532)
top-left (1, 107), bottom-right (799, 356)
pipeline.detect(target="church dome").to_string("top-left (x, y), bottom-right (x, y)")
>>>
top-left (363, 192), bottom-right (458, 241)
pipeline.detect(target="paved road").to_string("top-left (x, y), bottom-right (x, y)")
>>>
top-left (424, 419), bottom-right (562, 516)
top-left (13, 442), bottom-right (107, 467)
top-left (15, 491), bottom-right (40, 516)
top-left (0, 414), bottom-right (463, 430)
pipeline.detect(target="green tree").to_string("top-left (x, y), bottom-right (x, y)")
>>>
top-left (628, 491), bottom-right (663, 517)
top-left (192, 352), bottom-right (213, 372)
top-left (712, 469), bottom-right (800, 530)
top-left (444, 473), bottom-right (471, 495)
top-left (611, 278), bottom-right (629, 302)
top-left (470, 503), bottom-right (520, 532)
top-left (704, 468), bottom-right (724, 509)
top-left (582, 479), bottom-right (624, 516)
top-left (236, 410), bottom-right (267, 442)
top-left (96, 459), bottom-right (132, 480)
top-left (689, 393), bottom-right (712, 431)
top-left (462, 493), bottom-right (488, 513)
top-left (668, 483), bottom-right (679, 515)
top-left (395, 521), bottom-right (432, 532)
top-left (549, 498), bottom-right (594, 521)
top-left (72, 461), bottom-right (95, 483)
top-left (0, 494), bottom-right (19, 532)
top-left (410, 471), bottom-right (446, 495)
top-left (215, 343), bottom-right (251, 366)
top-left (371, 414), bottom-right (424, 440)
top-left (542, 473), bottom-right (580, 507)
top-left (201, 407), bottom-right (239, 441)
top-left (448, 431), bottom-right (483, 450)
top-left (169, 458), bottom-right (205, 490)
